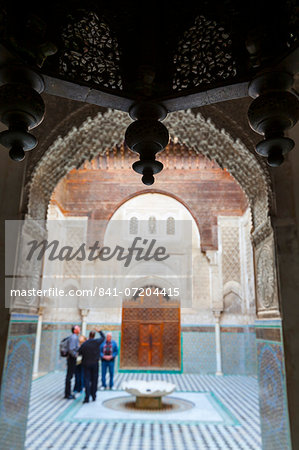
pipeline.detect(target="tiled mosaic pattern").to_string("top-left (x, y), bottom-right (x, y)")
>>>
top-left (25, 372), bottom-right (262, 449)
top-left (39, 328), bottom-right (73, 373)
top-left (256, 323), bottom-right (291, 450)
top-left (221, 330), bottom-right (257, 375)
top-left (182, 332), bottom-right (216, 374)
top-left (182, 327), bottom-right (256, 375)
top-left (0, 316), bottom-right (37, 450)
top-left (244, 331), bottom-right (258, 375)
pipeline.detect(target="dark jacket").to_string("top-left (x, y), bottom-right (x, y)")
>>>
top-left (79, 331), bottom-right (105, 366)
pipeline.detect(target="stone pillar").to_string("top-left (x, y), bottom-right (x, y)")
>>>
top-left (80, 309), bottom-right (89, 336)
top-left (33, 307), bottom-right (44, 377)
top-left (253, 222), bottom-right (291, 449)
top-left (0, 148), bottom-right (26, 383)
top-left (206, 251), bottom-right (223, 377)
top-left (0, 145), bottom-right (37, 449)
top-left (0, 313), bottom-right (38, 449)
top-left (0, 217), bottom-right (46, 449)
top-left (269, 122), bottom-right (299, 450)
top-left (213, 310), bottom-right (223, 376)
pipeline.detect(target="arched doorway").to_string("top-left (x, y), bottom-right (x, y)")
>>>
top-left (102, 190), bottom-right (199, 371)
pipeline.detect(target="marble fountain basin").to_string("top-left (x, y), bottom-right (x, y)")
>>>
top-left (122, 380), bottom-right (176, 409)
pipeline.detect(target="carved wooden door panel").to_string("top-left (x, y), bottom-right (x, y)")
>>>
top-left (120, 287), bottom-right (180, 369)
top-left (139, 324), bottom-right (151, 366)
top-left (151, 324), bottom-right (163, 366)
top-left (138, 323), bottom-right (163, 367)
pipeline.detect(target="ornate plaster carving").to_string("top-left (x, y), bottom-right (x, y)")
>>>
top-left (27, 110), bottom-right (131, 219)
top-left (164, 110), bottom-right (271, 232)
top-left (27, 109), bottom-right (271, 230)
top-left (11, 219), bottom-right (47, 312)
top-left (257, 246), bottom-right (275, 308)
top-left (252, 216), bottom-right (273, 247)
top-left (256, 237), bottom-right (278, 313)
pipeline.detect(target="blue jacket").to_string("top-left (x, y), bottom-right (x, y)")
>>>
top-left (100, 339), bottom-right (118, 361)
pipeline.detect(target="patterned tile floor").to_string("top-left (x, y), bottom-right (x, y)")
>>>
top-left (25, 372), bottom-right (262, 449)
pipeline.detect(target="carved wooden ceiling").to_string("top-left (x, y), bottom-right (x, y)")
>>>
top-left (1, 1), bottom-right (298, 108)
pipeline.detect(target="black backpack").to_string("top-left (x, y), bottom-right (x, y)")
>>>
top-left (60, 335), bottom-right (71, 357)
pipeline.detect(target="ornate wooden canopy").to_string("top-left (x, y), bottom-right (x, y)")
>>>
top-left (0, 1), bottom-right (298, 175)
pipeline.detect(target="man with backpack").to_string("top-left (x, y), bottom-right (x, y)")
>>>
top-left (64, 325), bottom-right (80, 399)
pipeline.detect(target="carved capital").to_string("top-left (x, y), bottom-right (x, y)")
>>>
top-left (206, 250), bottom-right (219, 265)
top-left (213, 310), bottom-right (222, 322)
top-left (80, 308), bottom-right (89, 318)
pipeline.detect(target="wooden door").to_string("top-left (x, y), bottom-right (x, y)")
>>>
top-left (138, 323), bottom-right (163, 367)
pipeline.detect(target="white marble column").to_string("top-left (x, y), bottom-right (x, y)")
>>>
top-left (213, 310), bottom-right (223, 376)
top-left (33, 307), bottom-right (44, 376)
top-left (80, 308), bottom-right (89, 336)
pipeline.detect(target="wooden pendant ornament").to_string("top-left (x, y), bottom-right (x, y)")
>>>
top-left (0, 65), bottom-right (45, 161)
top-left (248, 71), bottom-right (299, 167)
top-left (125, 103), bottom-right (169, 185)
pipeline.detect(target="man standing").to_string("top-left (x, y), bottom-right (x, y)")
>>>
top-left (79, 328), bottom-right (105, 403)
top-left (100, 332), bottom-right (118, 390)
top-left (64, 325), bottom-right (80, 399)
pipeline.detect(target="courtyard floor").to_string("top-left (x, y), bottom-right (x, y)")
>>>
top-left (25, 372), bottom-right (262, 450)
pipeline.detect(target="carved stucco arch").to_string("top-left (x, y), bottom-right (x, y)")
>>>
top-left (27, 108), bottom-right (271, 239)
top-left (18, 108), bottom-right (278, 315)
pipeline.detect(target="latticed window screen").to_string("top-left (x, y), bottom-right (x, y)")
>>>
top-left (166, 216), bottom-right (175, 235)
top-left (148, 216), bottom-right (156, 234)
top-left (129, 216), bottom-right (138, 234)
